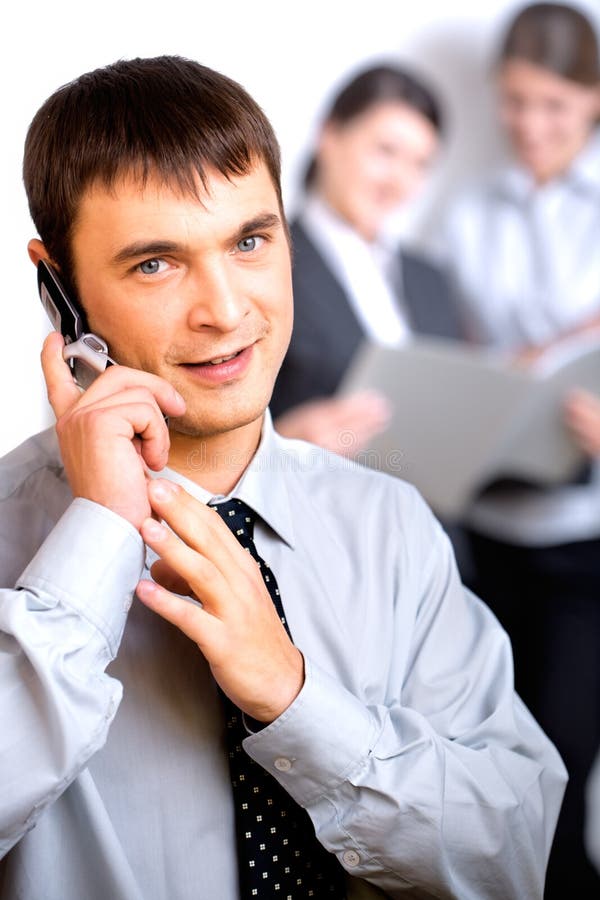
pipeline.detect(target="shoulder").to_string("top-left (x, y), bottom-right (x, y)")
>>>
top-left (289, 218), bottom-right (329, 277)
top-left (400, 246), bottom-right (447, 283)
top-left (0, 427), bottom-right (65, 502)
top-left (289, 218), bottom-right (314, 256)
top-left (444, 168), bottom-right (519, 232)
top-left (275, 432), bottom-right (439, 536)
top-left (0, 428), bottom-right (72, 585)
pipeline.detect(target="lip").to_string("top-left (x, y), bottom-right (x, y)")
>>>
top-left (180, 344), bottom-right (254, 384)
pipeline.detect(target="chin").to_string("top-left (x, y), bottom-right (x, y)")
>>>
top-left (169, 398), bottom-right (267, 439)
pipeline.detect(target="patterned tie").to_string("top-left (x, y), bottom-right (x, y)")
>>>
top-left (210, 498), bottom-right (347, 899)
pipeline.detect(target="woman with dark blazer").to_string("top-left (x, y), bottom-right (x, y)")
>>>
top-left (271, 63), bottom-right (463, 453)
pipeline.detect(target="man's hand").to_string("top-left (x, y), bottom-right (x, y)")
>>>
top-left (41, 332), bottom-right (186, 528)
top-left (136, 479), bottom-right (304, 722)
top-left (274, 390), bottom-right (392, 457)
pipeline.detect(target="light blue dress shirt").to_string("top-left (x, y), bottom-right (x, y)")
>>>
top-left (0, 414), bottom-right (566, 899)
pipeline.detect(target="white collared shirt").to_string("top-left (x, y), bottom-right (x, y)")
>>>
top-left (300, 194), bottom-right (411, 347)
top-left (442, 131), bottom-right (600, 545)
top-left (444, 129), bottom-right (600, 350)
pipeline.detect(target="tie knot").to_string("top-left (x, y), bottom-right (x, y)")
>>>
top-left (210, 498), bottom-right (256, 540)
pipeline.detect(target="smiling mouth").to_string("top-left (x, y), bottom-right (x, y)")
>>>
top-left (185, 348), bottom-right (245, 367)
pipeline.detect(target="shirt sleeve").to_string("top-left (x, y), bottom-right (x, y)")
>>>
top-left (244, 491), bottom-right (567, 899)
top-left (0, 498), bottom-right (145, 858)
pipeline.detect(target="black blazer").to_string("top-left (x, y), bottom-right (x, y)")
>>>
top-left (270, 219), bottom-right (463, 417)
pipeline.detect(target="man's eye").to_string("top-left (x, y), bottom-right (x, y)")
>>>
top-left (137, 258), bottom-right (166, 275)
top-left (237, 236), bottom-right (263, 253)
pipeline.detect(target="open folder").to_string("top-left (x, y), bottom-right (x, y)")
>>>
top-left (338, 335), bottom-right (600, 519)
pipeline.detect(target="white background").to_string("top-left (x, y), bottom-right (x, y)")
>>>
top-left (1, 0), bottom-right (598, 455)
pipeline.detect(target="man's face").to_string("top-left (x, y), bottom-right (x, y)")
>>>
top-left (69, 162), bottom-right (293, 438)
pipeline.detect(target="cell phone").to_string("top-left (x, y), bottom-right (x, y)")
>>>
top-left (37, 259), bottom-right (116, 389)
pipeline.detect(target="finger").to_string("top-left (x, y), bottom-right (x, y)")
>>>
top-left (71, 386), bottom-right (173, 469)
top-left (136, 578), bottom-right (221, 648)
top-left (140, 516), bottom-right (236, 613)
top-left (146, 480), bottom-right (246, 574)
top-left (150, 559), bottom-right (195, 598)
top-left (69, 399), bottom-right (171, 471)
top-left (72, 364), bottom-right (186, 418)
top-left (41, 332), bottom-right (83, 418)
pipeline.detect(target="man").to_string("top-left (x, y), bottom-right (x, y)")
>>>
top-left (0, 56), bottom-right (565, 900)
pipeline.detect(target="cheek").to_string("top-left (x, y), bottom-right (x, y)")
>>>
top-left (559, 108), bottom-right (592, 139)
top-left (99, 311), bottom-right (170, 371)
top-left (262, 261), bottom-right (293, 335)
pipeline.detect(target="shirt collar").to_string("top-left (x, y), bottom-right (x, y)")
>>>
top-left (154, 410), bottom-right (295, 549)
top-left (227, 410), bottom-right (295, 548)
top-left (568, 128), bottom-right (600, 194)
top-left (301, 191), bottom-right (395, 259)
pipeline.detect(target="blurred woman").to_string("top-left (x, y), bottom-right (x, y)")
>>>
top-left (271, 63), bottom-right (462, 454)
top-left (443, 4), bottom-right (600, 895)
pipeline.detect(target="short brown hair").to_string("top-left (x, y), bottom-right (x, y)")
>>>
top-left (498, 2), bottom-right (600, 85)
top-left (23, 55), bottom-right (284, 291)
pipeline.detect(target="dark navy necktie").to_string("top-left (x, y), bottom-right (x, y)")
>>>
top-left (211, 498), bottom-right (347, 899)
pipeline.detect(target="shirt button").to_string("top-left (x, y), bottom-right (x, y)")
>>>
top-left (342, 849), bottom-right (360, 868)
top-left (274, 757), bottom-right (292, 772)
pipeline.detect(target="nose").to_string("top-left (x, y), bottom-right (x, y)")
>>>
top-left (185, 257), bottom-right (249, 333)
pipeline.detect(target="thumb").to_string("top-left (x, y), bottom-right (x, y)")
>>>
top-left (41, 331), bottom-right (82, 418)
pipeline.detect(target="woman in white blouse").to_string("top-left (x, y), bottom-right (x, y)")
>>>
top-left (443, 4), bottom-right (600, 897)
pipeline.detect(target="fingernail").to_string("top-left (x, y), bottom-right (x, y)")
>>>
top-left (143, 519), bottom-right (167, 541)
top-left (150, 479), bottom-right (178, 501)
top-left (137, 579), bottom-right (158, 599)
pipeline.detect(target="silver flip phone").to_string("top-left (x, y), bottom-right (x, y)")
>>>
top-left (37, 259), bottom-right (116, 389)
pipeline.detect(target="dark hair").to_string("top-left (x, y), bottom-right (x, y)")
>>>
top-left (23, 55), bottom-right (284, 292)
top-left (304, 63), bottom-right (443, 188)
top-left (497, 2), bottom-right (600, 85)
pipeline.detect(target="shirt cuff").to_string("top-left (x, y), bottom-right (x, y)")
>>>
top-left (16, 498), bottom-right (145, 656)
top-left (242, 655), bottom-right (379, 807)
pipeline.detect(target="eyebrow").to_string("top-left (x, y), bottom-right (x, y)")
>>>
top-left (112, 241), bottom-right (181, 265)
top-left (111, 212), bottom-right (283, 266)
top-left (233, 212), bottom-right (282, 242)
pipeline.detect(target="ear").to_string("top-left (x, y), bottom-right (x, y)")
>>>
top-left (27, 238), bottom-right (51, 267)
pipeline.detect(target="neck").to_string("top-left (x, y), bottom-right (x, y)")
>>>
top-left (315, 186), bottom-right (377, 244)
top-left (167, 415), bottom-right (264, 495)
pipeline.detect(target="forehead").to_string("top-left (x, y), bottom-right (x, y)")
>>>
top-left (499, 60), bottom-right (591, 99)
top-left (72, 161), bottom-right (281, 244)
top-left (342, 101), bottom-right (437, 145)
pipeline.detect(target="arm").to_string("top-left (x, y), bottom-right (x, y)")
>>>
top-left (0, 500), bottom-right (144, 857)
top-left (513, 312), bottom-right (600, 367)
top-left (0, 333), bottom-right (185, 856)
top-left (138, 482), bottom-right (566, 898)
top-left (244, 497), bottom-right (565, 898)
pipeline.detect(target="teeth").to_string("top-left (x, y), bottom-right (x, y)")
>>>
top-left (207, 352), bottom-right (239, 365)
